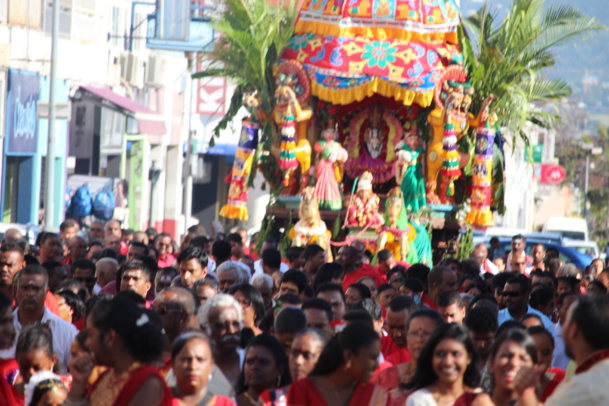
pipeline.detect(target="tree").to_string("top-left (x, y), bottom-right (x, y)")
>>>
top-left (460, 0), bottom-right (606, 139)
top-left (193, 0), bottom-right (298, 143)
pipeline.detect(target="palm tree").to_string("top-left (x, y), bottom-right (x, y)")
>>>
top-left (193, 0), bottom-right (298, 142)
top-left (460, 0), bottom-right (606, 136)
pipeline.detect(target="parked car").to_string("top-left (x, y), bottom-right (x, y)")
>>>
top-left (543, 216), bottom-right (588, 241)
top-left (475, 237), bottom-right (593, 271)
top-left (563, 240), bottom-right (600, 259)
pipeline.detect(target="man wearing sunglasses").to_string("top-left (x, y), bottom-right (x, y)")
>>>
top-left (497, 274), bottom-right (553, 332)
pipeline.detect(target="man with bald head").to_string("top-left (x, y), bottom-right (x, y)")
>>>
top-left (340, 241), bottom-right (383, 291)
top-left (2, 228), bottom-right (23, 244)
top-left (472, 243), bottom-right (499, 275)
top-left (94, 258), bottom-right (119, 294)
top-left (152, 286), bottom-right (196, 359)
top-left (104, 220), bottom-right (122, 238)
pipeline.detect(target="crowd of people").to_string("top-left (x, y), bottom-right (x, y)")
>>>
top-left (0, 221), bottom-right (608, 405)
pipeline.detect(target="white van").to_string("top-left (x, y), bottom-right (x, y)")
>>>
top-left (543, 217), bottom-right (588, 241)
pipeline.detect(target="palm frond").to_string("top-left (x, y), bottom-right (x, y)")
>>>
top-left (461, 0), bottom-right (606, 142)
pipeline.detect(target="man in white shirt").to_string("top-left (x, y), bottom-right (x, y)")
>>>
top-left (472, 243), bottom-right (499, 275)
top-left (0, 265), bottom-right (77, 374)
top-left (252, 239), bottom-right (289, 280)
top-left (552, 292), bottom-right (577, 369)
top-left (546, 294), bottom-right (609, 405)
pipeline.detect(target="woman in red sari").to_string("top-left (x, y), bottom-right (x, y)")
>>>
top-left (527, 326), bottom-right (564, 402)
top-left (67, 296), bottom-right (173, 405)
top-left (287, 322), bottom-right (388, 406)
top-left (236, 333), bottom-right (292, 406)
top-left (170, 331), bottom-right (235, 406)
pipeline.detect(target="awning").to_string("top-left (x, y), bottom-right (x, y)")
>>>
top-left (79, 86), bottom-right (166, 135)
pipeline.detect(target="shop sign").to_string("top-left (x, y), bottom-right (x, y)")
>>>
top-left (6, 70), bottom-right (40, 154)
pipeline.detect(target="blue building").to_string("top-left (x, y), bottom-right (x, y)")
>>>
top-left (1, 69), bottom-right (68, 227)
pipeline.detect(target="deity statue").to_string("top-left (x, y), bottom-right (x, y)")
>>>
top-left (395, 128), bottom-right (426, 213)
top-left (376, 187), bottom-right (417, 263)
top-left (344, 104), bottom-right (404, 185)
top-left (272, 60), bottom-right (313, 190)
top-left (426, 65), bottom-right (495, 205)
top-left (219, 91), bottom-right (264, 221)
top-left (346, 171), bottom-right (384, 228)
top-left (289, 187), bottom-right (332, 257)
top-left (313, 118), bottom-right (349, 210)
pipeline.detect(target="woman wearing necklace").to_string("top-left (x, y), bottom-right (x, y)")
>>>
top-left (404, 323), bottom-right (481, 406)
top-left (287, 322), bottom-right (388, 406)
top-left (235, 334), bottom-right (291, 406)
top-left (171, 331), bottom-right (235, 406)
top-left (67, 296), bottom-right (173, 405)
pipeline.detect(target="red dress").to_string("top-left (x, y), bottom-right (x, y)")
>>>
top-left (89, 365), bottom-right (173, 406)
top-left (287, 377), bottom-right (388, 406)
top-left (172, 394), bottom-right (235, 406)
top-left (541, 367), bottom-right (565, 402)
top-left (0, 376), bottom-right (22, 406)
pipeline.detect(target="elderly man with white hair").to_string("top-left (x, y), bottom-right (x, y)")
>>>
top-left (216, 261), bottom-right (248, 293)
top-left (197, 293), bottom-right (244, 396)
top-left (93, 257), bottom-right (118, 294)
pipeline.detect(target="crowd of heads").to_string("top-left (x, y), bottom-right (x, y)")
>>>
top-left (1, 221), bottom-right (609, 405)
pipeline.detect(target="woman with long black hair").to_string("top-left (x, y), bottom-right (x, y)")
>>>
top-left (67, 296), bottom-right (173, 405)
top-left (405, 323), bottom-right (480, 406)
top-left (287, 322), bottom-right (387, 406)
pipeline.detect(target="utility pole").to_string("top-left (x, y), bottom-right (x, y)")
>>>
top-left (183, 52), bottom-right (195, 237)
top-left (43, 0), bottom-right (60, 229)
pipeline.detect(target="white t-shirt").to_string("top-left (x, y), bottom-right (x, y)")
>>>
top-left (0, 307), bottom-right (78, 374)
top-left (545, 358), bottom-right (609, 406)
top-left (406, 389), bottom-right (438, 406)
top-left (252, 259), bottom-right (289, 280)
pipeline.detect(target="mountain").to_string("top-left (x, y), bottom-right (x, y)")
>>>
top-left (460, 0), bottom-right (609, 107)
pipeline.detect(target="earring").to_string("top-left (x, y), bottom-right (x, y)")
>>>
top-left (345, 360), bottom-right (352, 370)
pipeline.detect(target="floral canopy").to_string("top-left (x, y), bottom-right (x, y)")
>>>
top-left (281, 0), bottom-right (463, 106)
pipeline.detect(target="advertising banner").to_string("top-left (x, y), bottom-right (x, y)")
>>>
top-left (6, 70), bottom-right (40, 154)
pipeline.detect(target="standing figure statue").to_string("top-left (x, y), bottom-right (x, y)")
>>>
top-left (395, 129), bottom-right (426, 213)
top-left (376, 187), bottom-right (417, 263)
top-left (313, 118), bottom-right (349, 210)
top-left (346, 171), bottom-right (384, 228)
top-left (272, 60), bottom-right (313, 190)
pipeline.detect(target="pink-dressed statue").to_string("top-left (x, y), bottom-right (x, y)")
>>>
top-left (346, 171), bottom-right (384, 228)
top-left (313, 118), bottom-right (349, 210)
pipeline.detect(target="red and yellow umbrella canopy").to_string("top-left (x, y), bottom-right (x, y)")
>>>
top-left (281, 0), bottom-right (463, 106)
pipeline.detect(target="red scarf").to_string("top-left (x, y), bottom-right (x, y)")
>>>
top-left (575, 349), bottom-right (609, 375)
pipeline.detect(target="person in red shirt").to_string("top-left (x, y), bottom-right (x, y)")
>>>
top-left (339, 244), bottom-right (383, 292)
top-left (377, 249), bottom-right (409, 282)
top-left (421, 265), bottom-right (458, 310)
top-left (381, 296), bottom-right (415, 365)
top-left (155, 233), bottom-right (176, 268)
